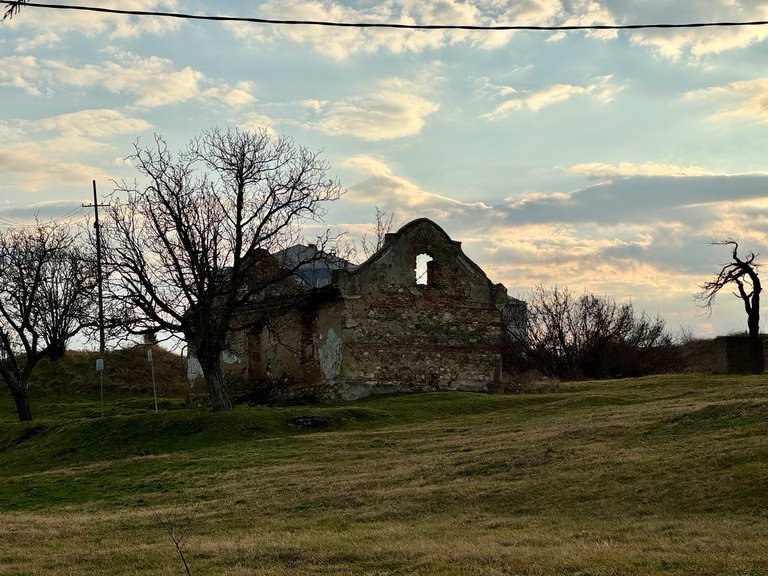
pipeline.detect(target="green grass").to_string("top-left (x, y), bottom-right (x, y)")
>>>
top-left (1, 374), bottom-right (767, 575)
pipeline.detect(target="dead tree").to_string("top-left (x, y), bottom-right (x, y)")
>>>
top-left (697, 239), bottom-right (763, 374)
top-left (102, 127), bottom-right (342, 410)
top-left (0, 222), bottom-right (96, 421)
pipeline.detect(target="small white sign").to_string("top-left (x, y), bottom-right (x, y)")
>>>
top-left (95, 358), bottom-right (104, 372)
top-left (147, 348), bottom-right (153, 363)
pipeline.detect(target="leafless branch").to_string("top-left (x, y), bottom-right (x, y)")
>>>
top-left (2, 0), bottom-right (28, 21)
top-left (151, 503), bottom-right (194, 576)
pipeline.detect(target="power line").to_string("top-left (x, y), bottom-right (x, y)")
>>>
top-left (0, 207), bottom-right (88, 228)
top-left (4, 1), bottom-right (768, 32)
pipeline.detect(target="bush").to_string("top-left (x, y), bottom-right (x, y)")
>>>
top-left (503, 286), bottom-right (683, 380)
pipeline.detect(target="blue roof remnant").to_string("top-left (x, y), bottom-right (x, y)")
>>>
top-left (274, 244), bottom-right (357, 289)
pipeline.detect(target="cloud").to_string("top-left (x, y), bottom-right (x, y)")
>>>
top-left (569, 162), bottom-right (718, 178)
top-left (305, 87), bottom-right (439, 140)
top-left (219, 0), bottom-right (768, 61)
top-left (226, 0), bottom-right (567, 58)
top-left (342, 155), bottom-right (490, 219)
top-left (0, 109), bottom-right (150, 193)
top-left (549, 0), bottom-right (618, 41)
top-left (0, 53), bottom-right (255, 109)
top-left (615, 0), bottom-right (768, 58)
top-left (483, 75), bottom-right (623, 119)
top-left (28, 109), bottom-right (152, 141)
top-left (503, 174), bottom-right (768, 224)
top-left (686, 78), bottom-right (768, 123)
top-left (235, 112), bottom-right (279, 137)
top-left (7, 0), bottom-right (183, 44)
top-left (225, 0), bottom-right (768, 60)
top-left (0, 148), bottom-right (113, 194)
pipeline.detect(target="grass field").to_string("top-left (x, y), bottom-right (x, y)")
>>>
top-left (1, 373), bottom-right (767, 575)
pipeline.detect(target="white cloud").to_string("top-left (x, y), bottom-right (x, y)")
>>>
top-left (484, 75), bottom-right (623, 119)
top-left (686, 78), bottom-right (768, 123)
top-left (7, 0), bottom-right (183, 44)
top-left (13, 31), bottom-right (61, 52)
top-left (226, 0), bottom-right (569, 58)
top-left (235, 112), bottom-right (279, 137)
top-left (342, 155), bottom-right (489, 219)
top-left (224, 0), bottom-right (768, 60)
top-left (549, 0), bottom-right (618, 41)
top-left (614, 0), bottom-right (768, 58)
top-left (307, 88), bottom-right (439, 140)
top-left (0, 109), bottom-right (150, 193)
top-left (569, 162), bottom-right (718, 178)
top-left (219, 0), bottom-right (768, 60)
top-left (0, 147), bottom-right (113, 194)
top-left (203, 82), bottom-right (256, 107)
top-left (29, 109), bottom-right (152, 141)
top-left (501, 174), bottom-right (768, 226)
top-left (0, 53), bottom-right (255, 109)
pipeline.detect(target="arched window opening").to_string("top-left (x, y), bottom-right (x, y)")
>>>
top-left (415, 253), bottom-right (433, 285)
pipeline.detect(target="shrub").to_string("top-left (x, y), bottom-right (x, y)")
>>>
top-left (503, 286), bottom-right (683, 380)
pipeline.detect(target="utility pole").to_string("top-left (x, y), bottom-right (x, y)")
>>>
top-left (83, 180), bottom-right (108, 417)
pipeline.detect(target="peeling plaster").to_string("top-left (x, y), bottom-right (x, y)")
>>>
top-left (318, 327), bottom-right (342, 380)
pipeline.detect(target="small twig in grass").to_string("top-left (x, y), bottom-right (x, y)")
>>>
top-left (150, 502), bottom-right (195, 576)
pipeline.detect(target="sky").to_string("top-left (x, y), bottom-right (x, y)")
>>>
top-left (2, 0), bottom-right (768, 338)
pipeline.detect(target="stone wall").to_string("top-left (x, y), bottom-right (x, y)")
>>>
top-left (209, 218), bottom-right (515, 403)
top-left (714, 335), bottom-right (767, 373)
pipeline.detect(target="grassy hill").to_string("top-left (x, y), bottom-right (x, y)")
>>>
top-left (1, 373), bottom-right (767, 575)
top-left (25, 346), bottom-right (188, 397)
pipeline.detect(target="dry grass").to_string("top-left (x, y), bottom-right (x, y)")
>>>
top-left (1, 374), bottom-right (767, 574)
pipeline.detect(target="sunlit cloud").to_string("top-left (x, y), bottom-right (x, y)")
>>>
top-left (617, 0), bottom-right (768, 58)
top-left (549, 0), bottom-right (618, 41)
top-left (503, 174), bottom-right (768, 224)
top-left (0, 110), bottom-right (150, 194)
top-left (225, 0), bottom-right (567, 58)
top-left (342, 155), bottom-right (490, 220)
top-left (0, 147), bottom-right (112, 194)
top-left (686, 78), bottom-right (768, 122)
top-left (569, 162), bottom-right (718, 178)
top-left (0, 53), bottom-right (255, 109)
top-left (483, 75), bottom-right (623, 119)
top-left (6, 0), bottom-right (183, 43)
top-left (28, 109), bottom-right (152, 141)
top-left (234, 112), bottom-right (279, 137)
top-left (305, 86), bottom-right (439, 140)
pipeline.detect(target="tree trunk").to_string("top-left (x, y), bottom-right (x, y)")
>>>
top-left (748, 317), bottom-right (764, 374)
top-left (10, 385), bottom-right (32, 422)
top-left (197, 352), bottom-right (232, 410)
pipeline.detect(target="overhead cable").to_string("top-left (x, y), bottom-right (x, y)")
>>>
top-left (3, 1), bottom-right (768, 31)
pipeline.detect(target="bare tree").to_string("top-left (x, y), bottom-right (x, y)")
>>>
top-left (359, 206), bottom-right (394, 260)
top-left (102, 127), bottom-right (342, 410)
top-left (697, 239), bottom-right (763, 374)
top-left (3, 0), bottom-right (29, 20)
top-left (0, 222), bottom-right (96, 421)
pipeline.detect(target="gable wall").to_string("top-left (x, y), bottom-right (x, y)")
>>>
top-left (327, 219), bottom-right (508, 399)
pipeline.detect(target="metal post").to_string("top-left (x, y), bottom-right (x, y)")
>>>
top-left (84, 180), bottom-right (107, 418)
top-left (148, 347), bottom-right (158, 413)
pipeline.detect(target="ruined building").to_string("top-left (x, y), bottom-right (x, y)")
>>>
top-left (188, 218), bottom-right (524, 401)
